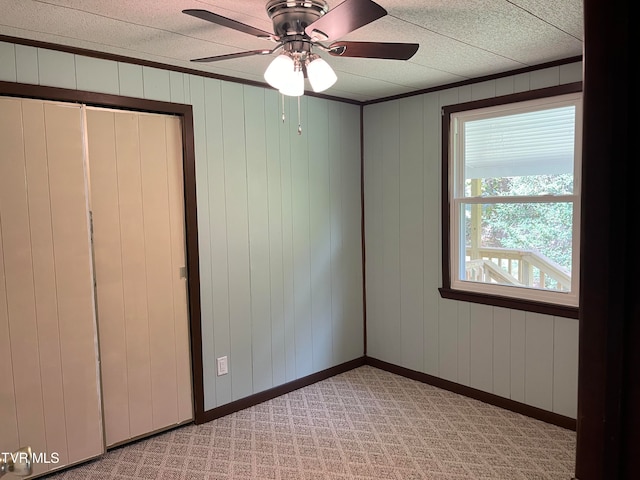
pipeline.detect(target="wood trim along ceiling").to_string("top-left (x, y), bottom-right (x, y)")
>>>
top-left (0, 33), bottom-right (580, 107)
top-left (0, 34), bottom-right (360, 106)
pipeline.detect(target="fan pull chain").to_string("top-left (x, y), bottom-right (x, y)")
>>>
top-left (297, 96), bottom-right (302, 135)
top-left (281, 93), bottom-right (285, 123)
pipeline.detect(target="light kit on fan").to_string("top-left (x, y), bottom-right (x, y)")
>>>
top-left (263, 53), bottom-right (295, 89)
top-left (264, 50), bottom-right (337, 96)
top-left (306, 54), bottom-right (337, 93)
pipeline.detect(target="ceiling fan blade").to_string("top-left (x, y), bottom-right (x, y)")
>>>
top-left (191, 49), bottom-right (273, 63)
top-left (305, 0), bottom-right (387, 41)
top-left (328, 41), bottom-right (419, 60)
top-left (183, 9), bottom-right (275, 39)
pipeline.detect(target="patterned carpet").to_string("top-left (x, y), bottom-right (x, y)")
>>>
top-left (43, 366), bottom-right (576, 480)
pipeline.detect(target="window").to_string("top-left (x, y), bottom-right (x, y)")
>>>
top-left (440, 85), bottom-right (582, 317)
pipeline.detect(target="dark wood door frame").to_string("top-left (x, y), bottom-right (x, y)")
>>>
top-left (576, 0), bottom-right (634, 478)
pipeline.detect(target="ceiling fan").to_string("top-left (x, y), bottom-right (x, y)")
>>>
top-left (183, 0), bottom-right (419, 96)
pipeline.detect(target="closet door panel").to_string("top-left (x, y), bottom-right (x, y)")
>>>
top-left (22, 101), bottom-right (70, 468)
top-left (0, 98), bottom-right (47, 476)
top-left (85, 109), bottom-right (130, 447)
top-left (165, 116), bottom-right (193, 423)
top-left (0, 97), bottom-right (103, 474)
top-left (138, 114), bottom-right (180, 430)
top-left (44, 102), bottom-right (104, 463)
top-left (87, 108), bottom-right (192, 447)
top-left (0, 224), bottom-right (19, 454)
top-left (0, 224), bottom-right (20, 455)
top-left (114, 112), bottom-right (154, 440)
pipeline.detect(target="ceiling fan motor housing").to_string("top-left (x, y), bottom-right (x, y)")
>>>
top-left (266, 0), bottom-right (329, 38)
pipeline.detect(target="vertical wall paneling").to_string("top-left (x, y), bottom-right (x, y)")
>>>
top-left (203, 78), bottom-right (232, 408)
top-left (509, 310), bottom-right (527, 403)
top-left (423, 92), bottom-right (442, 376)
top-left (245, 85), bottom-right (274, 393)
top-left (340, 103), bottom-right (363, 361)
top-left (438, 298), bottom-right (458, 381)
top-left (381, 101), bottom-right (401, 365)
top-left (398, 97), bottom-right (424, 371)
top-left (469, 298), bottom-right (494, 393)
top-left (363, 103), bottom-right (384, 359)
top-left (75, 56), bottom-right (119, 95)
top-left (529, 67), bottom-right (561, 90)
top-left (182, 72), bottom-right (191, 104)
top-left (436, 88), bottom-right (460, 386)
top-left (14, 44), bottom-right (38, 85)
top-left (438, 88), bottom-right (460, 111)
top-left (525, 312), bottom-right (555, 410)
top-left (278, 95), bottom-right (296, 382)
top-left (495, 77), bottom-right (516, 97)
top-left (265, 89), bottom-right (286, 386)
top-left (470, 81), bottom-right (496, 101)
top-left (0, 41), bottom-right (17, 82)
top-left (493, 307), bottom-right (511, 398)
top-left (331, 101), bottom-right (363, 363)
top-left (308, 96), bottom-right (333, 371)
top-left (328, 101), bottom-right (345, 362)
top-left (559, 62), bottom-right (583, 84)
top-left (513, 73), bottom-right (531, 93)
top-left (553, 317), bottom-right (579, 418)
top-left (457, 85), bottom-right (472, 104)
top-left (290, 96), bottom-right (313, 378)
top-left (142, 66), bottom-right (171, 102)
top-left (457, 301), bottom-right (470, 386)
top-left (190, 75), bottom-right (216, 410)
top-left (37, 49), bottom-right (76, 89)
top-left (221, 82), bottom-right (253, 399)
top-left (118, 62), bottom-right (144, 98)
top-left (169, 71), bottom-right (185, 104)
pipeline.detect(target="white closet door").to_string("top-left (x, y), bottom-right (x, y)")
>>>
top-left (86, 108), bottom-right (193, 447)
top-left (0, 97), bottom-right (104, 476)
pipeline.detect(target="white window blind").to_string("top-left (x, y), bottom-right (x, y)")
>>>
top-left (463, 106), bottom-right (576, 180)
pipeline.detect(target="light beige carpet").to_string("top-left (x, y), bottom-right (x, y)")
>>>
top-left (43, 366), bottom-right (575, 479)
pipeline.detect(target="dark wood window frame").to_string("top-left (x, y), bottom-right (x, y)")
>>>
top-left (439, 82), bottom-right (582, 320)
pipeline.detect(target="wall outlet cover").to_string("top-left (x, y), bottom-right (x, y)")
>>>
top-left (216, 356), bottom-right (228, 376)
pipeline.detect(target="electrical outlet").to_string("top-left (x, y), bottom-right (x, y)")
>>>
top-left (216, 356), bottom-right (228, 376)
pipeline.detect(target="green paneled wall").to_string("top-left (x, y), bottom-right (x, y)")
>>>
top-left (0, 41), bottom-right (364, 412)
top-left (363, 62), bottom-right (583, 418)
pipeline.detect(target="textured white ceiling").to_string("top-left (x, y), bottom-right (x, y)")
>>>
top-left (0, 0), bottom-right (583, 102)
